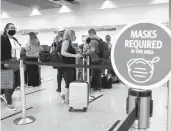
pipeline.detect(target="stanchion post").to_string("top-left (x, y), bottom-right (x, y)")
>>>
top-left (127, 89), bottom-right (152, 131)
top-left (83, 58), bottom-right (85, 81)
top-left (86, 56), bottom-right (91, 93)
top-left (76, 58), bottom-right (79, 80)
top-left (168, 1), bottom-right (171, 131)
top-left (87, 56), bottom-right (90, 83)
top-left (167, 80), bottom-right (171, 131)
top-left (14, 59), bottom-right (36, 125)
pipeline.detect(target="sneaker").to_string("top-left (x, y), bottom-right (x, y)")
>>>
top-left (56, 88), bottom-right (61, 92)
top-left (1, 94), bottom-right (7, 104)
top-left (62, 101), bottom-right (69, 107)
top-left (98, 89), bottom-right (103, 92)
top-left (60, 94), bottom-right (65, 101)
top-left (91, 88), bottom-right (97, 91)
top-left (7, 105), bottom-right (17, 111)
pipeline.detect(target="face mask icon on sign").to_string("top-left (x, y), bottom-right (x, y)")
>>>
top-left (127, 57), bottom-right (160, 83)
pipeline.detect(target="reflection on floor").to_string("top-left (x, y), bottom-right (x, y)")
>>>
top-left (1, 66), bottom-right (168, 131)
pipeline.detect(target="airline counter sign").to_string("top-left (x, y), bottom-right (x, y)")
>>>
top-left (111, 22), bottom-right (171, 89)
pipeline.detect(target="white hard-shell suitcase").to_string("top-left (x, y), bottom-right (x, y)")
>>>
top-left (69, 57), bottom-right (90, 112)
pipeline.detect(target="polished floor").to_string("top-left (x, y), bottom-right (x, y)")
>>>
top-left (1, 66), bottom-right (169, 131)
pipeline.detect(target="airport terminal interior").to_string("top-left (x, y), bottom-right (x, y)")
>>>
top-left (1, 0), bottom-right (171, 131)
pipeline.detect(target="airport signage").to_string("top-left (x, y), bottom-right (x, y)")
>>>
top-left (111, 22), bottom-right (171, 89)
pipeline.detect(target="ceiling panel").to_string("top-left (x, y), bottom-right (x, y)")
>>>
top-left (77, 0), bottom-right (168, 5)
top-left (1, 0), bottom-right (61, 11)
top-left (1, 1), bottom-right (30, 12)
top-left (1, 0), bottom-right (168, 12)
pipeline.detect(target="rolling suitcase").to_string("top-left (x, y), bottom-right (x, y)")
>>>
top-left (69, 57), bottom-right (90, 112)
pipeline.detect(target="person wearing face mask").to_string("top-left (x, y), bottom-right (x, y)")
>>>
top-left (1, 23), bottom-right (21, 111)
top-left (60, 29), bottom-right (82, 106)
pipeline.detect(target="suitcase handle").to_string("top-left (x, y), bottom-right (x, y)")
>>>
top-left (76, 56), bottom-right (90, 83)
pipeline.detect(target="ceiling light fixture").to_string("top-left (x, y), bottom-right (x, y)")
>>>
top-left (1, 12), bottom-right (10, 18)
top-left (59, 5), bottom-right (72, 13)
top-left (100, 0), bottom-right (115, 9)
top-left (30, 8), bottom-right (41, 16)
top-left (150, 0), bottom-right (169, 4)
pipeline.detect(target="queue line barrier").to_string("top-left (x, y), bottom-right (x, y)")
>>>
top-left (1, 60), bottom-right (112, 69)
top-left (1, 59), bottom-right (112, 125)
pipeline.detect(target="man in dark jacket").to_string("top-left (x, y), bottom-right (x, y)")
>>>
top-left (84, 29), bottom-right (102, 92)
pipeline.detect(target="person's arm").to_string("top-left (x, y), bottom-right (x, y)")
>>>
top-left (83, 44), bottom-right (87, 53)
top-left (61, 40), bottom-right (76, 58)
top-left (25, 41), bottom-right (32, 52)
top-left (1, 35), bottom-right (6, 61)
top-left (1, 35), bottom-right (9, 68)
top-left (84, 40), bottom-right (96, 55)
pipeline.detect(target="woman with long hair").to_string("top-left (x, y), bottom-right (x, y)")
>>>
top-left (25, 32), bottom-right (41, 87)
top-left (25, 32), bottom-right (40, 57)
top-left (1, 23), bottom-right (21, 110)
top-left (60, 29), bottom-right (82, 106)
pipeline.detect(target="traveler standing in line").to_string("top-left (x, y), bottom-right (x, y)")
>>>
top-left (51, 29), bottom-right (65, 92)
top-left (1, 23), bottom-right (21, 110)
top-left (105, 35), bottom-right (112, 73)
top-left (105, 35), bottom-right (112, 54)
top-left (105, 35), bottom-right (119, 83)
top-left (83, 37), bottom-right (91, 54)
top-left (84, 29), bottom-right (103, 92)
top-left (25, 32), bottom-right (41, 87)
top-left (61, 29), bottom-right (82, 106)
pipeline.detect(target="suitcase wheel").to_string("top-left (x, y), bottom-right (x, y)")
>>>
top-left (83, 107), bottom-right (87, 112)
top-left (69, 107), bottom-right (73, 112)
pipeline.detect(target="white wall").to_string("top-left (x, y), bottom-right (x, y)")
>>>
top-left (16, 29), bottom-right (119, 47)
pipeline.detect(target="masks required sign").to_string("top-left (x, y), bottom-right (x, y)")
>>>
top-left (111, 22), bottom-right (171, 89)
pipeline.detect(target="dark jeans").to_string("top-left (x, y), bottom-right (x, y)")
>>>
top-left (57, 68), bottom-right (63, 89)
top-left (91, 60), bottom-right (102, 90)
top-left (1, 70), bottom-right (20, 104)
top-left (63, 68), bottom-right (76, 89)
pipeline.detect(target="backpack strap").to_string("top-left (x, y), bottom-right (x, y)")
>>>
top-left (12, 37), bottom-right (21, 47)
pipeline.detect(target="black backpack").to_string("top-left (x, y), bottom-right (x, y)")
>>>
top-left (50, 40), bottom-right (63, 69)
top-left (91, 38), bottom-right (110, 59)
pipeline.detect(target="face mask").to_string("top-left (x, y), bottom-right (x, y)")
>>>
top-left (8, 30), bottom-right (16, 36)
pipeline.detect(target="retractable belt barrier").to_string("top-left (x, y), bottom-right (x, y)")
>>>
top-left (109, 89), bottom-right (153, 131)
top-left (1, 59), bottom-right (112, 69)
top-left (1, 58), bottom-right (111, 126)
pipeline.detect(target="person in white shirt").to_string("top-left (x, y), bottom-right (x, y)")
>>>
top-left (105, 35), bottom-right (112, 53)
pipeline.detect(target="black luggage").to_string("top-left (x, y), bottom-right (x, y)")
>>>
top-left (26, 58), bottom-right (41, 87)
top-left (101, 74), bottom-right (113, 89)
top-left (27, 66), bottom-right (41, 87)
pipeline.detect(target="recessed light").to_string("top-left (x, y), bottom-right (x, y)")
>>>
top-left (100, 0), bottom-right (116, 9)
top-left (59, 5), bottom-right (72, 13)
top-left (30, 8), bottom-right (41, 16)
top-left (1, 12), bottom-right (10, 18)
